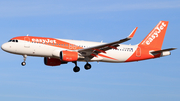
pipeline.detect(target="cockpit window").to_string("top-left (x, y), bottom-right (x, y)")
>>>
top-left (8, 39), bottom-right (18, 43)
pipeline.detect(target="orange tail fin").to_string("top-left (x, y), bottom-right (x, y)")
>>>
top-left (139, 21), bottom-right (169, 50)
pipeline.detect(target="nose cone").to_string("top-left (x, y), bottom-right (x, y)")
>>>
top-left (1, 43), bottom-right (6, 51)
top-left (1, 43), bottom-right (9, 52)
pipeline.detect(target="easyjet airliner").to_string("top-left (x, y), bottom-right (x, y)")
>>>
top-left (1, 21), bottom-right (176, 72)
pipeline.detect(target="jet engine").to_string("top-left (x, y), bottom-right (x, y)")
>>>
top-left (44, 57), bottom-right (62, 66)
top-left (60, 51), bottom-right (78, 62)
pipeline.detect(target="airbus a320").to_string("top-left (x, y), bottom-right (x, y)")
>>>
top-left (1, 21), bottom-right (176, 72)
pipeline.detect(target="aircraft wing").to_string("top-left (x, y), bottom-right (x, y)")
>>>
top-left (78, 27), bottom-right (138, 59)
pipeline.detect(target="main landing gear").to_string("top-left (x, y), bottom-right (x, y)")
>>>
top-left (73, 61), bottom-right (80, 72)
top-left (21, 55), bottom-right (27, 66)
top-left (73, 61), bottom-right (92, 73)
top-left (84, 63), bottom-right (91, 70)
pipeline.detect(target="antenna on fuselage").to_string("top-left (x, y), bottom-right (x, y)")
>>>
top-left (27, 34), bottom-right (29, 36)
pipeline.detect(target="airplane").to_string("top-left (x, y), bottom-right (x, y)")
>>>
top-left (1, 21), bottom-right (176, 72)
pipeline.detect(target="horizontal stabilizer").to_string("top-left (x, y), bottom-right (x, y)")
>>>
top-left (151, 48), bottom-right (177, 54)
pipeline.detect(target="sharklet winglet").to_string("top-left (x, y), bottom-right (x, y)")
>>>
top-left (128, 27), bottom-right (138, 39)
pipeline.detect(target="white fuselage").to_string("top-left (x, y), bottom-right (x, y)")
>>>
top-left (2, 38), bottom-right (138, 63)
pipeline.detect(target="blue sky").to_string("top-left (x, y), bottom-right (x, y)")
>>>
top-left (0, 0), bottom-right (180, 101)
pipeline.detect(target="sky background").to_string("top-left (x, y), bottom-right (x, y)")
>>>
top-left (0, 0), bottom-right (180, 101)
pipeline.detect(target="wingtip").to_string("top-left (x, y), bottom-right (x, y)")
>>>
top-left (171, 48), bottom-right (177, 50)
top-left (128, 27), bottom-right (138, 39)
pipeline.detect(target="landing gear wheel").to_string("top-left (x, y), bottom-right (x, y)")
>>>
top-left (73, 66), bottom-right (80, 72)
top-left (21, 55), bottom-right (27, 66)
top-left (84, 63), bottom-right (91, 70)
top-left (21, 62), bottom-right (26, 66)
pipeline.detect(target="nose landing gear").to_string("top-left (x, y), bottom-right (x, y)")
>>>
top-left (21, 62), bottom-right (26, 66)
top-left (21, 55), bottom-right (27, 66)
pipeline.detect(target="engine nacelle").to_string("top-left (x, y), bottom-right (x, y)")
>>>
top-left (60, 51), bottom-right (78, 62)
top-left (44, 57), bottom-right (62, 66)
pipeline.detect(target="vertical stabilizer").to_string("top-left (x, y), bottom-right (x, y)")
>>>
top-left (139, 21), bottom-right (169, 50)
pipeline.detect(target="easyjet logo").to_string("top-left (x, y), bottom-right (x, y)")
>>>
top-left (32, 38), bottom-right (56, 43)
top-left (146, 22), bottom-right (166, 45)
